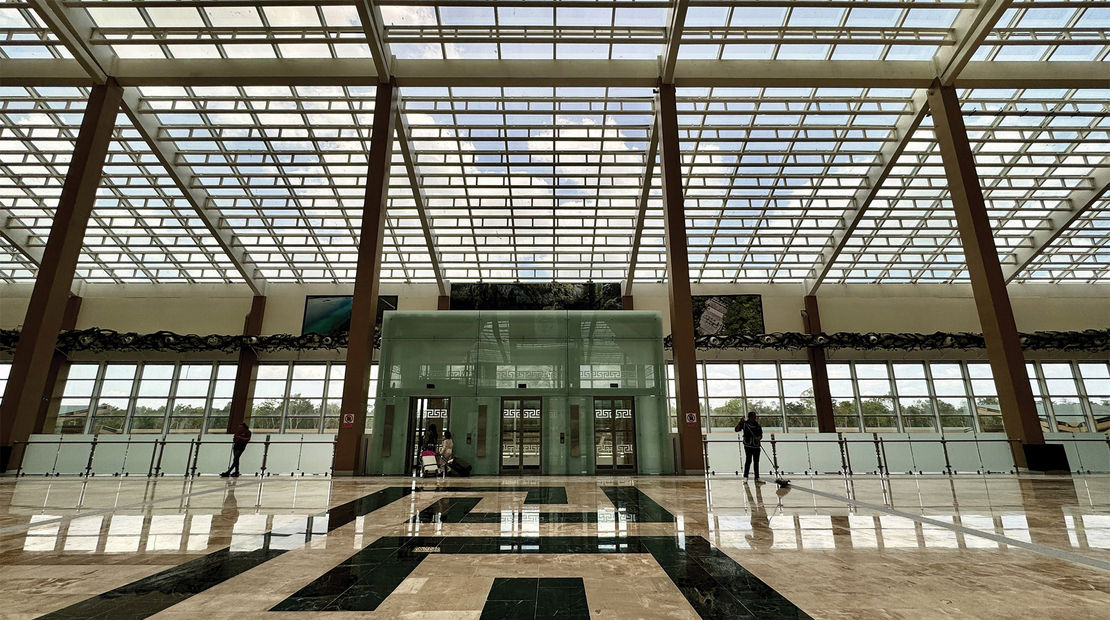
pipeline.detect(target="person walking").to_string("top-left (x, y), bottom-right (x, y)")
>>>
top-left (220, 423), bottom-right (252, 478)
top-left (735, 411), bottom-right (763, 481)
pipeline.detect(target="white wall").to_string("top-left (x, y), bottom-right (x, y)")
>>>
top-left (2, 282), bottom-right (1107, 337)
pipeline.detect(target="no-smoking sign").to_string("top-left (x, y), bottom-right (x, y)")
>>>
top-left (684, 412), bottom-right (698, 425)
top-left (341, 413), bottom-right (356, 428)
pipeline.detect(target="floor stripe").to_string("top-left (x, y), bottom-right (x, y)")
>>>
top-left (0, 479), bottom-right (263, 536)
top-left (36, 486), bottom-right (414, 620)
top-left (791, 483), bottom-right (1110, 572)
top-left (272, 534), bottom-right (809, 618)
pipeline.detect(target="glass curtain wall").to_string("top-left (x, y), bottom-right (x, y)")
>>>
top-left (669, 359), bottom-right (1110, 435)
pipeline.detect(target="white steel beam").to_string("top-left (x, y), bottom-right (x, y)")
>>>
top-left (354, 0), bottom-right (392, 82)
top-left (623, 127), bottom-right (659, 297)
top-left (1002, 165), bottom-right (1110, 283)
top-left (660, 0), bottom-right (689, 84)
top-left (4, 59), bottom-right (1106, 89)
top-left (355, 0), bottom-right (446, 291)
top-left (805, 0), bottom-right (1017, 295)
top-left (27, 0), bottom-right (107, 84)
top-left (936, 0), bottom-right (1013, 86)
top-left (0, 208), bottom-right (44, 266)
top-left (803, 90), bottom-right (929, 295)
top-left (395, 109), bottom-right (448, 296)
top-left (120, 91), bottom-right (267, 295)
top-left (27, 0), bottom-right (266, 294)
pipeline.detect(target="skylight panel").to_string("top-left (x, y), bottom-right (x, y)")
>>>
top-left (77, 1), bottom-right (371, 61)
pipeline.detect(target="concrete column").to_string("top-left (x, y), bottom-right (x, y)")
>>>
top-left (34, 295), bottom-right (82, 434)
top-left (0, 81), bottom-right (122, 471)
top-left (927, 82), bottom-right (1046, 468)
top-left (656, 84), bottom-right (703, 473)
top-left (335, 82), bottom-right (398, 474)
top-left (227, 295), bottom-right (266, 432)
top-left (621, 295), bottom-right (634, 310)
top-left (437, 295), bottom-right (450, 310)
top-left (802, 295), bottom-right (836, 433)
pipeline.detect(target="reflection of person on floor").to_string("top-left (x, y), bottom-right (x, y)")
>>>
top-left (735, 411), bottom-right (763, 481)
top-left (220, 423), bottom-right (252, 478)
top-left (744, 482), bottom-right (773, 550)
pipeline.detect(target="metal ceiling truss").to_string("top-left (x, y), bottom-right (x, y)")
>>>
top-left (805, 0), bottom-right (1017, 294)
top-left (24, 0), bottom-right (266, 292)
top-left (1, 0), bottom-right (1107, 287)
top-left (1002, 164), bottom-right (1110, 283)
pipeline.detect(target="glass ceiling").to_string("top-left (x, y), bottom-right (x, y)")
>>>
top-left (828, 87), bottom-right (1110, 284)
top-left (0, 1), bottom-right (1107, 287)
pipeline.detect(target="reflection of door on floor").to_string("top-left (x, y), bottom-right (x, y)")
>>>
top-left (594, 397), bottom-right (636, 473)
top-left (407, 397), bottom-right (449, 473)
top-left (501, 398), bottom-right (541, 474)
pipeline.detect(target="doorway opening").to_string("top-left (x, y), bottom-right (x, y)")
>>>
top-left (500, 397), bottom-right (541, 474)
top-left (406, 397), bottom-right (450, 474)
top-left (594, 397), bottom-right (636, 473)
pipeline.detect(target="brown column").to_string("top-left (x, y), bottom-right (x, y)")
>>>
top-left (0, 81), bottom-right (122, 471)
top-left (437, 295), bottom-right (450, 310)
top-left (621, 295), bottom-right (634, 310)
top-left (802, 295), bottom-right (835, 433)
top-left (657, 84), bottom-right (703, 473)
top-left (34, 295), bottom-right (82, 434)
top-left (227, 295), bottom-right (266, 432)
top-left (334, 81), bottom-right (398, 474)
top-left (927, 82), bottom-right (1044, 468)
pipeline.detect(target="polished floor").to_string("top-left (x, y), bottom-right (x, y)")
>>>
top-left (0, 473), bottom-right (1107, 619)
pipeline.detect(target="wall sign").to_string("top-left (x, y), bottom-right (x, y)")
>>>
top-left (341, 413), bottom-right (356, 428)
top-left (684, 412), bottom-right (698, 425)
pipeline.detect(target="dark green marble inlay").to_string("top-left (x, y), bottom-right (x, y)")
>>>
top-left (481, 577), bottom-right (589, 619)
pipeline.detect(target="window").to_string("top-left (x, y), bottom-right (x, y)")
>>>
top-left (56, 362), bottom-right (237, 434)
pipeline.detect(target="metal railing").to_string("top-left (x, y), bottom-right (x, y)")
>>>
top-left (11, 433), bottom-right (336, 478)
top-left (703, 432), bottom-right (1110, 476)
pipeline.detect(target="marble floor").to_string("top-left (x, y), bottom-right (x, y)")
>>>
top-left (0, 474), bottom-right (1107, 619)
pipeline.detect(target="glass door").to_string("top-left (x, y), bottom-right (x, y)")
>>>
top-left (594, 397), bottom-right (635, 473)
top-left (407, 397), bottom-right (450, 473)
top-left (501, 398), bottom-right (542, 473)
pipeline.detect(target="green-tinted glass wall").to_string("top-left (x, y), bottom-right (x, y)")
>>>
top-left (367, 311), bottom-right (673, 475)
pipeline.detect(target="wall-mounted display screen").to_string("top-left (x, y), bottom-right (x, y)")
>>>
top-left (301, 295), bottom-right (398, 335)
top-left (450, 283), bottom-right (621, 311)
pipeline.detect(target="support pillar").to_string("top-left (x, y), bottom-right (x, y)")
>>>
top-left (0, 81), bottom-right (122, 472)
top-left (34, 295), bottom-right (82, 434)
top-left (927, 82), bottom-right (1047, 469)
top-left (437, 295), bottom-right (450, 310)
top-left (227, 295), bottom-right (266, 432)
top-left (802, 295), bottom-right (835, 433)
top-left (657, 84), bottom-right (703, 473)
top-left (335, 82), bottom-right (398, 475)
top-left (621, 295), bottom-right (634, 310)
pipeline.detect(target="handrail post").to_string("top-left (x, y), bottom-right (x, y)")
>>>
top-left (261, 434), bottom-right (271, 477)
top-left (736, 434), bottom-right (744, 476)
top-left (837, 432), bottom-right (848, 476)
top-left (84, 435), bottom-right (98, 478)
top-left (153, 437), bottom-right (166, 476)
top-left (189, 438), bottom-right (200, 477)
top-left (873, 432), bottom-right (885, 477)
top-left (941, 435), bottom-right (953, 475)
top-left (15, 441), bottom-right (25, 477)
top-left (769, 434), bottom-right (780, 477)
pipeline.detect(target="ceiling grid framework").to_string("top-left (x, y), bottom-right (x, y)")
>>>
top-left (0, 0), bottom-right (1105, 288)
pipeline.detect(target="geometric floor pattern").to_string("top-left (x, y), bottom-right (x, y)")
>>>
top-left (1, 475), bottom-right (1108, 618)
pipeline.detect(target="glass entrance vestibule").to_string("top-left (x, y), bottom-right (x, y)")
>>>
top-left (366, 311), bottom-right (673, 475)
